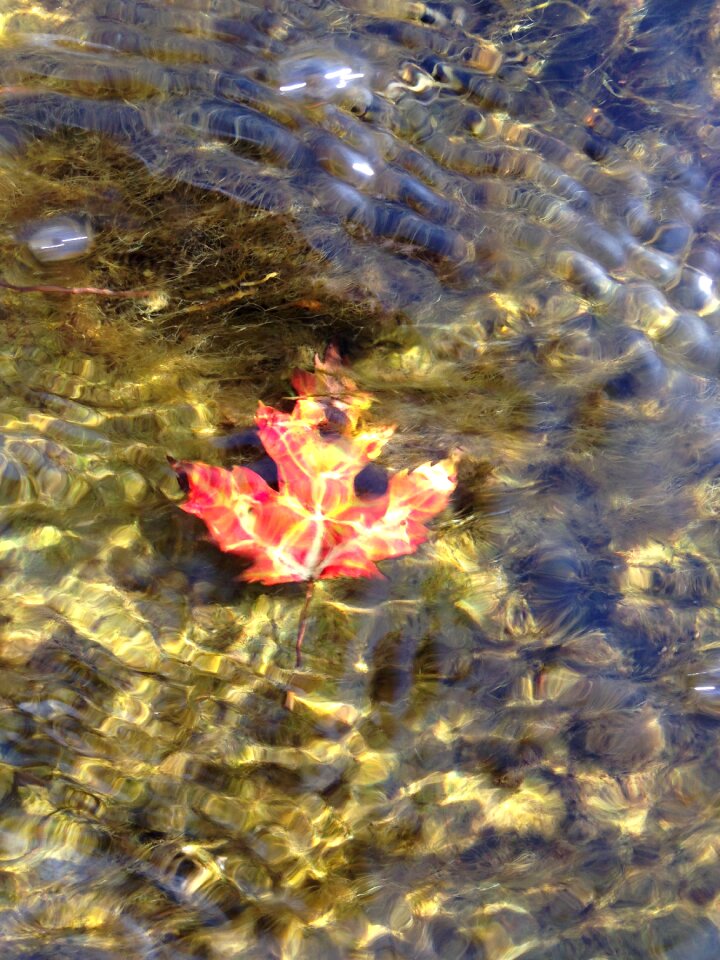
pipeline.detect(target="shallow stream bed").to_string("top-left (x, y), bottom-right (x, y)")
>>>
top-left (0, 0), bottom-right (719, 957)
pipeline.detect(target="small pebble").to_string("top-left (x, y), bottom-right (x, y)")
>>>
top-left (24, 215), bottom-right (94, 264)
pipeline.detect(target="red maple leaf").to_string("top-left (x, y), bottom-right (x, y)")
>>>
top-left (171, 352), bottom-right (458, 586)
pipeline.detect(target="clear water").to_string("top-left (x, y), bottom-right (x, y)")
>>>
top-left (0, 0), bottom-right (718, 957)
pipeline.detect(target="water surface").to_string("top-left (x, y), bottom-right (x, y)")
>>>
top-left (0, 0), bottom-right (719, 957)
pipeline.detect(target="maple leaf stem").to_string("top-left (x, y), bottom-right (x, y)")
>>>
top-left (295, 579), bottom-right (316, 669)
top-left (284, 579), bottom-right (316, 711)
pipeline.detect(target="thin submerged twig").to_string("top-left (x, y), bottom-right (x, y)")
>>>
top-left (0, 277), bottom-right (156, 299)
top-left (160, 271), bottom-right (279, 319)
top-left (0, 270), bottom-right (278, 306)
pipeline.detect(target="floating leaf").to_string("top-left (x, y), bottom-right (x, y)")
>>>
top-left (172, 353), bottom-right (458, 586)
